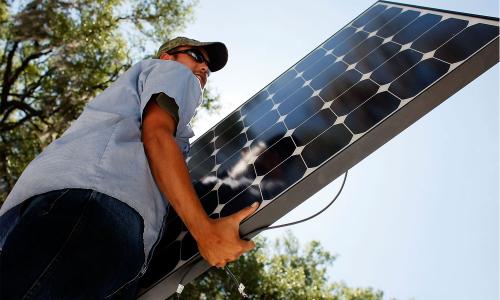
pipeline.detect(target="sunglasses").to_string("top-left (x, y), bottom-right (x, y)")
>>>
top-left (168, 48), bottom-right (210, 67)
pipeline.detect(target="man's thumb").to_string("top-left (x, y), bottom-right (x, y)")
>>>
top-left (235, 201), bottom-right (259, 222)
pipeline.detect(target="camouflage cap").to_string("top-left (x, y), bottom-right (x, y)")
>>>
top-left (156, 37), bottom-right (228, 72)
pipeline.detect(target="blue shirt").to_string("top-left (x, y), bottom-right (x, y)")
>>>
top-left (0, 59), bottom-right (203, 269)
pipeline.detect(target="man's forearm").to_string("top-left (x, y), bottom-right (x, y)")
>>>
top-left (141, 101), bottom-right (257, 268)
top-left (143, 130), bottom-right (211, 240)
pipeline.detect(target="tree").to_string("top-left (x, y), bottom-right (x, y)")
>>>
top-left (0, 0), bottom-right (217, 202)
top-left (177, 231), bottom-right (388, 300)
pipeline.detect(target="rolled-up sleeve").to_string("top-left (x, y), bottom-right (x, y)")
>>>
top-left (155, 92), bottom-right (180, 126)
top-left (138, 60), bottom-right (202, 130)
top-left (138, 60), bottom-right (202, 155)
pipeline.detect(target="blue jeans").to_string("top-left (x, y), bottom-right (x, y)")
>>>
top-left (0, 188), bottom-right (145, 300)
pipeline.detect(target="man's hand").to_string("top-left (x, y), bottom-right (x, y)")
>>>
top-left (196, 202), bottom-right (259, 268)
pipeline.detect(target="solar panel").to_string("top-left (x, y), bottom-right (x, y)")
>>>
top-left (138, 1), bottom-right (499, 298)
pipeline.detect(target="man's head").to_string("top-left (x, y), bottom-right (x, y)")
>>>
top-left (156, 37), bottom-right (228, 88)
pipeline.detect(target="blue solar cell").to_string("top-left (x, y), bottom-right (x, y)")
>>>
top-left (344, 36), bottom-right (384, 64)
top-left (356, 42), bottom-right (401, 74)
top-left (389, 58), bottom-right (450, 99)
top-left (364, 7), bottom-right (402, 32)
top-left (310, 61), bottom-right (348, 90)
top-left (301, 124), bottom-right (352, 168)
top-left (284, 96), bottom-right (325, 130)
top-left (277, 86), bottom-right (314, 115)
top-left (296, 48), bottom-right (327, 72)
top-left (254, 137), bottom-right (296, 176)
top-left (323, 26), bottom-right (357, 50)
top-left (377, 10), bottom-right (420, 38)
top-left (435, 23), bottom-right (499, 63)
top-left (220, 185), bottom-right (262, 217)
top-left (352, 4), bottom-right (387, 28)
top-left (331, 79), bottom-right (379, 116)
top-left (412, 18), bottom-right (468, 52)
top-left (302, 54), bottom-right (337, 80)
top-left (250, 121), bottom-right (288, 151)
top-left (246, 109), bottom-right (280, 140)
top-left (319, 69), bottom-right (362, 102)
top-left (392, 13), bottom-right (442, 45)
top-left (345, 91), bottom-right (400, 134)
top-left (333, 31), bottom-right (369, 57)
top-left (291, 109), bottom-right (337, 147)
top-left (260, 155), bottom-right (307, 200)
top-left (371, 49), bottom-right (422, 85)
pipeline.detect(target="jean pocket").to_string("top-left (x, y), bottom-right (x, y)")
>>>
top-left (22, 189), bottom-right (72, 217)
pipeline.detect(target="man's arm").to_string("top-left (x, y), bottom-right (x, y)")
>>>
top-left (141, 99), bottom-right (258, 268)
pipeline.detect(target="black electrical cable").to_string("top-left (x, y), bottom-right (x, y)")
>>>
top-left (175, 170), bottom-right (349, 299)
top-left (176, 265), bottom-right (192, 299)
top-left (224, 266), bottom-right (249, 298)
top-left (244, 170), bottom-right (348, 238)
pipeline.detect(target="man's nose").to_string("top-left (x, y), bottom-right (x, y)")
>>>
top-left (200, 62), bottom-right (210, 76)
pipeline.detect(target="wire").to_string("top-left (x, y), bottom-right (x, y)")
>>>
top-left (176, 258), bottom-right (199, 299)
top-left (244, 170), bottom-right (349, 238)
top-left (175, 170), bottom-right (349, 299)
top-left (224, 266), bottom-right (249, 298)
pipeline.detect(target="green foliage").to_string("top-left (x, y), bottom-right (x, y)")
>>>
top-left (201, 86), bottom-right (221, 112)
top-left (176, 231), bottom-right (387, 300)
top-left (0, 0), bottom-right (210, 202)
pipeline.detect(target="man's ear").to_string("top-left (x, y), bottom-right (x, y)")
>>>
top-left (159, 52), bottom-right (171, 60)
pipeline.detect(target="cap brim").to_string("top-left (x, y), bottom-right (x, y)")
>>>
top-left (199, 42), bottom-right (228, 72)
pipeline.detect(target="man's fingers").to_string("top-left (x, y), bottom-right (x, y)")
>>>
top-left (233, 201), bottom-right (260, 223)
top-left (242, 240), bottom-right (255, 252)
top-left (216, 259), bottom-right (229, 269)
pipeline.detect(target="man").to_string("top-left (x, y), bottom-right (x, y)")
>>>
top-left (0, 37), bottom-right (258, 299)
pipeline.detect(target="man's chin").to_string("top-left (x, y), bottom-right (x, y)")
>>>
top-left (195, 74), bottom-right (206, 88)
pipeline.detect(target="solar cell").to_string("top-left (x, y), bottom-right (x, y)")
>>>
top-left (138, 2), bottom-right (499, 298)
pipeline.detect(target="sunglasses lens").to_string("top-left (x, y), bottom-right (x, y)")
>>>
top-left (188, 50), bottom-right (204, 63)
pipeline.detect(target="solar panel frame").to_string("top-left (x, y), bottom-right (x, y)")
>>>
top-left (137, 1), bottom-right (499, 298)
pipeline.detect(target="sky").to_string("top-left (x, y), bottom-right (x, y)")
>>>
top-left (157, 1), bottom-right (499, 299)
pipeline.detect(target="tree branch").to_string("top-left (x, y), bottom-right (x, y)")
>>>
top-left (19, 67), bottom-right (54, 102)
top-left (0, 113), bottom-right (33, 131)
top-left (91, 67), bottom-right (122, 90)
top-left (1, 41), bottom-right (19, 111)
top-left (0, 42), bottom-right (9, 69)
top-left (0, 105), bottom-right (18, 124)
top-left (1, 66), bottom-right (54, 126)
top-left (8, 48), bottom-right (52, 88)
top-left (0, 100), bottom-right (46, 131)
top-left (2, 99), bottom-right (42, 121)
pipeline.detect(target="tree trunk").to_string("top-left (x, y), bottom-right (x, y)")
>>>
top-left (0, 134), bottom-right (13, 202)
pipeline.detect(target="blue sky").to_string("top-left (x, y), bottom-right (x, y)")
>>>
top-left (162, 1), bottom-right (499, 299)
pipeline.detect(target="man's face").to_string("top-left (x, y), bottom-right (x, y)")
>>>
top-left (159, 46), bottom-right (210, 88)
